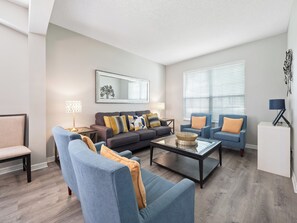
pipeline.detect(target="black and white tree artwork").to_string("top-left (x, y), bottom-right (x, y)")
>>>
top-left (283, 49), bottom-right (293, 96)
top-left (100, 85), bottom-right (115, 99)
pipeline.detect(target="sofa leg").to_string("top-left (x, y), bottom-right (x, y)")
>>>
top-left (68, 187), bottom-right (72, 196)
top-left (240, 149), bottom-right (244, 157)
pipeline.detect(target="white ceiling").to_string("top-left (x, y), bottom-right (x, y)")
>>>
top-left (50, 0), bottom-right (294, 65)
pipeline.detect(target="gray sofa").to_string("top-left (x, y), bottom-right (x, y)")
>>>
top-left (91, 110), bottom-right (171, 152)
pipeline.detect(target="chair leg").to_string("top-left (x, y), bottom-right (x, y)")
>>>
top-left (26, 155), bottom-right (31, 183)
top-left (240, 149), bottom-right (244, 157)
top-left (68, 187), bottom-right (72, 196)
top-left (23, 157), bottom-right (26, 171)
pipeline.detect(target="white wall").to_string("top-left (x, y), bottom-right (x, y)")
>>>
top-left (0, 25), bottom-right (28, 114)
top-left (288, 0), bottom-right (297, 185)
top-left (46, 24), bottom-right (166, 157)
top-left (0, 24), bottom-right (48, 170)
top-left (166, 33), bottom-right (287, 146)
top-left (0, 25), bottom-right (28, 168)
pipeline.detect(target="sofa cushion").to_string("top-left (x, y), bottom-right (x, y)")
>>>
top-left (80, 135), bottom-right (97, 153)
top-left (135, 110), bottom-right (150, 116)
top-left (107, 132), bottom-right (140, 148)
top-left (120, 111), bottom-right (136, 129)
top-left (214, 131), bottom-right (240, 142)
top-left (151, 126), bottom-right (171, 136)
top-left (141, 168), bottom-right (174, 205)
top-left (182, 128), bottom-right (201, 136)
top-left (147, 113), bottom-right (161, 128)
top-left (101, 145), bottom-right (146, 209)
top-left (104, 115), bottom-right (129, 135)
top-left (134, 129), bottom-right (156, 141)
top-left (0, 146), bottom-right (31, 160)
top-left (127, 115), bottom-right (136, 131)
top-left (95, 112), bottom-right (120, 126)
top-left (191, 116), bottom-right (206, 129)
top-left (134, 116), bottom-right (148, 131)
top-left (221, 117), bottom-right (243, 134)
top-left (0, 115), bottom-right (25, 148)
top-left (142, 113), bottom-right (151, 128)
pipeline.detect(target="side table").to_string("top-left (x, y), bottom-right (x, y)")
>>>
top-left (55, 127), bottom-right (98, 166)
top-left (257, 122), bottom-right (290, 177)
top-left (160, 118), bottom-right (175, 134)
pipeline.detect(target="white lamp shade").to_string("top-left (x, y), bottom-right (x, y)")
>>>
top-left (65, 101), bottom-right (82, 113)
top-left (150, 102), bottom-right (165, 110)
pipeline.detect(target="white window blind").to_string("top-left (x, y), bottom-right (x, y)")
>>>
top-left (183, 62), bottom-right (245, 122)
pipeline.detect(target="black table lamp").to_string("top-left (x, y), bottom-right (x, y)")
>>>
top-left (269, 99), bottom-right (290, 126)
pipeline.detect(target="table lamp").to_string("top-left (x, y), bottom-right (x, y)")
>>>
top-left (65, 101), bottom-right (82, 132)
top-left (269, 99), bottom-right (290, 126)
top-left (150, 102), bottom-right (165, 117)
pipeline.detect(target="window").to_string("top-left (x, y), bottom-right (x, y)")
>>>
top-left (183, 61), bottom-right (245, 122)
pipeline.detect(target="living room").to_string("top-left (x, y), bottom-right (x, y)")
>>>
top-left (1, 0), bottom-right (297, 222)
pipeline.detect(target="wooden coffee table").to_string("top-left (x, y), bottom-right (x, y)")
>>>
top-left (150, 135), bottom-right (222, 188)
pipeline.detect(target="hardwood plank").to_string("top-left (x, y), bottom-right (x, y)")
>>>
top-left (0, 148), bottom-right (296, 223)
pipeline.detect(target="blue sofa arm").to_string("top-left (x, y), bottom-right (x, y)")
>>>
top-left (139, 179), bottom-right (195, 223)
top-left (131, 156), bottom-right (141, 164)
top-left (94, 141), bottom-right (105, 152)
top-left (210, 127), bottom-right (222, 138)
top-left (180, 124), bottom-right (191, 132)
top-left (118, 150), bottom-right (133, 159)
top-left (95, 142), bottom-right (133, 159)
top-left (201, 125), bottom-right (211, 138)
top-left (240, 130), bottom-right (246, 149)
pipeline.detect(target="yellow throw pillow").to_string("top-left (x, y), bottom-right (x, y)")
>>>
top-left (147, 113), bottom-right (161, 128)
top-left (103, 115), bottom-right (129, 135)
top-left (128, 115), bottom-right (135, 131)
top-left (142, 113), bottom-right (152, 128)
top-left (103, 116), bottom-right (112, 128)
top-left (100, 145), bottom-right (147, 209)
top-left (221, 117), bottom-right (243, 134)
top-left (191, 116), bottom-right (206, 129)
top-left (80, 135), bottom-right (97, 153)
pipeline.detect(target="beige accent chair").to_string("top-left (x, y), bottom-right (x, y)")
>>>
top-left (0, 114), bottom-right (31, 182)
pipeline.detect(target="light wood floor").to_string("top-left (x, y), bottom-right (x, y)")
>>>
top-left (1, 148), bottom-right (297, 223)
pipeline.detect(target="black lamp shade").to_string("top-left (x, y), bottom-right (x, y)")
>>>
top-left (269, 99), bottom-right (285, 110)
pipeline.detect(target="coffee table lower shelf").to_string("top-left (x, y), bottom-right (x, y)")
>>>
top-left (152, 152), bottom-right (220, 185)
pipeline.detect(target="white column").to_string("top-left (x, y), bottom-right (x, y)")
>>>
top-left (28, 33), bottom-right (47, 165)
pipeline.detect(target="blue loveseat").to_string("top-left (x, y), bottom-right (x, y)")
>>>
top-left (69, 139), bottom-right (195, 223)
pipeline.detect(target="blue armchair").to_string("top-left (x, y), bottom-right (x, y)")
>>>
top-left (180, 113), bottom-right (212, 138)
top-left (52, 126), bottom-right (133, 198)
top-left (69, 139), bottom-right (195, 223)
top-left (210, 114), bottom-right (247, 156)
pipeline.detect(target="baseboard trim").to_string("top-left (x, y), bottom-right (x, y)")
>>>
top-left (0, 164), bottom-right (23, 175)
top-left (0, 161), bottom-right (48, 175)
top-left (246, 144), bottom-right (257, 150)
top-left (47, 156), bottom-right (55, 163)
top-left (32, 162), bottom-right (48, 171)
top-left (292, 171), bottom-right (297, 193)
